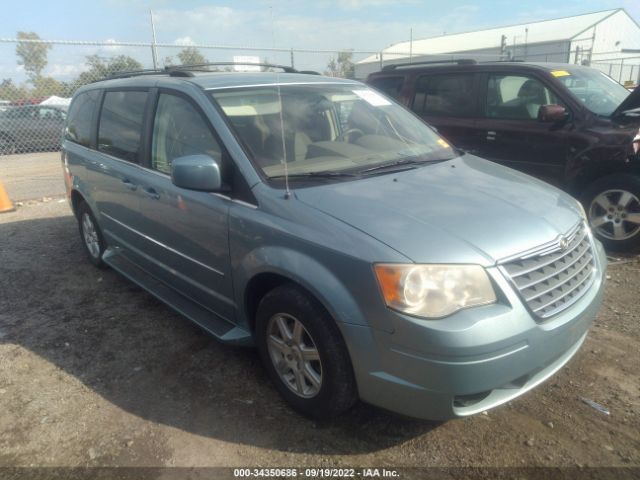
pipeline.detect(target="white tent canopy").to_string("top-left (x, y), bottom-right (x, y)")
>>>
top-left (40, 95), bottom-right (71, 107)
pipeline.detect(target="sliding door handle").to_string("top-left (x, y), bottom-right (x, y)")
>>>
top-left (143, 187), bottom-right (160, 200)
top-left (122, 179), bottom-right (137, 191)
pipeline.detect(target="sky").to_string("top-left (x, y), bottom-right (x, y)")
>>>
top-left (1, 0), bottom-right (639, 81)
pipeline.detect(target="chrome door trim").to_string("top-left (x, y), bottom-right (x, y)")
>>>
top-left (101, 212), bottom-right (225, 277)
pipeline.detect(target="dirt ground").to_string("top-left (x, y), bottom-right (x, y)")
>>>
top-left (0, 152), bottom-right (65, 202)
top-left (0, 155), bottom-right (638, 479)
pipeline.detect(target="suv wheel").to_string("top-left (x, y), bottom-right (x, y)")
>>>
top-left (582, 174), bottom-right (640, 251)
top-left (77, 202), bottom-right (107, 268)
top-left (255, 284), bottom-right (358, 419)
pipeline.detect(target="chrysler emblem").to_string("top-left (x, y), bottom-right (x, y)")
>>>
top-left (558, 235), bottom-right (569, 251)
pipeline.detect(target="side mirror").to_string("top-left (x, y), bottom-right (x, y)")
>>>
top-left (538, 104), bottom-right (567, 123)
top-left (170, 154), bottom-right (222, 192)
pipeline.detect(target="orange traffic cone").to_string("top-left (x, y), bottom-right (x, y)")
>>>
top-left (0, 180), bottom-right (15, 213)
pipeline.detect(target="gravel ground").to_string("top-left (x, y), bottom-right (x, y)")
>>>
top-left (0, 152), bottom-right (64, 202)
top-left (0, 195), bottom-right (638, 478)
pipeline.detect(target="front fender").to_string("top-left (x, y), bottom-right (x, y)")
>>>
top-left (233, 246), bottom-right (376, 331)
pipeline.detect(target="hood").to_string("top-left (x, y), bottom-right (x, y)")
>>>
top-left (295, 155), bottom-right (582, 266)
top-left (612, 87), bottom-right (640, 119)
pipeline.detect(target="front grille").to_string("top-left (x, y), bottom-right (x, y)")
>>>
top-left (500, 223), bottom-right (596, 319)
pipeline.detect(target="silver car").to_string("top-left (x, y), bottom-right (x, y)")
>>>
top-left (62, 67), bottom-right (606, 420)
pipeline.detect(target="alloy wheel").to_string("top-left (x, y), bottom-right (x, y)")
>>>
top-left (588, 189), bottom-right (640, 241)
top-left (266, 313), bottom-right (323, 398)
top-left (81, 212), bottom-right (101, 259)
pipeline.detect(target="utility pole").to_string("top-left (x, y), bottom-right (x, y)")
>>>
top-left (500, 34), bottom-right (507, 60)
top-left (150, 9), bottom-right (158, 69)
top-left (409, 28), bottom-right (413, 64)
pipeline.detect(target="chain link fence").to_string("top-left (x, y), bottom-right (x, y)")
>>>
top-left (0, 36), bottom-right (639, 156)
top-left (0, 37), bottom-right (374, 156)
top-left (591, 56), bottom-right (640, 86)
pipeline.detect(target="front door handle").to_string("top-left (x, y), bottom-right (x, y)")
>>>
top-left (143, 187), bottom-right (160, 200)
top-left (122, 179), bottom-right (137, 191)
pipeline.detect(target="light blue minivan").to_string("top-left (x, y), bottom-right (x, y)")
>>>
top-left (62, 65), bottom-right (606, 420)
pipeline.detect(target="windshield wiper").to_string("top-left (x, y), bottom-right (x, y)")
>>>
top-left (359, 156), bottom-right (449, 175)
top-left (268, 171), bottom-right (359, 180)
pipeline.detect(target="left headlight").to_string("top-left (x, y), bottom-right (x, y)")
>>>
top-left (374, 264), bottom-right (497, 319)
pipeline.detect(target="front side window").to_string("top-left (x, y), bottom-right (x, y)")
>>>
top-left (209, 84), bottom-right (456, 180)
top-left (65, 90), bottom-right (100, 147)
top-left (98, 90), bottom-right (148, 162)
top-left (485, 74), bottom-right (559, 120)
top-left (151, 94), bottom-right (222, 175)
top-left (412, 73), bottom-right (476, 117)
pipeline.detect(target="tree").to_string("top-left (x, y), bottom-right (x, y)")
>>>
top-left (16, 32), bottom-right (52, 84)
top-left (0, 79), bottom-right (28, 102)
top-left (177, 47), bottom-right (206, 65)
top-left (324, 51), bottom-right (355, 79)
top-left (31, 76), bottom-right (71, 98)
top-left (73, 54), bottom-right (143, 86)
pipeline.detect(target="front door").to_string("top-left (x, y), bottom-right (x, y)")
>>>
top-left (135, 91), bottom-right (235, 322)
top-left (477, 73), bottom-right (570, 184)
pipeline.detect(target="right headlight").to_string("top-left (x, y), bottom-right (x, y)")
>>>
top-left (374, 264), bottom-right (497, 319)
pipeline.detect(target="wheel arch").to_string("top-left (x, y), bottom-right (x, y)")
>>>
top-left (566, 146), bottom-right (640, 197)
top-left (236, 247), bottom-right (373, 334)
top-left (69, 189), bottom-right (85, 218)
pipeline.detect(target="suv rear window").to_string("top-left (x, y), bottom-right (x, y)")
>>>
top-left (369, 76), bottom-right (404, 100)
top-left (65, 90), bottom-right (100, 147)
top-left (98, 90), bottom-right (148, 162)
top-left (412, 73), bottom-right (475, 117)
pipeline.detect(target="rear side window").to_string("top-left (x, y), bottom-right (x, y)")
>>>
top-left (65, 90), bottom-right (100, 147)
top-left (98, 91), bottom-right (148, 162)
top-left (412, 73), bottom-right (475, 117)
top-left (151, 93), bottom-right (221, 175)
top-left (369, 76), bottom-right (404, 99)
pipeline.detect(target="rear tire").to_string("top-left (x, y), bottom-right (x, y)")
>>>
top-left (255, 284), bottom-right (358, 419)
top-left (77, 202), bottom-right (107, 268)
top-left (581, 174), bottom-right (640, 252)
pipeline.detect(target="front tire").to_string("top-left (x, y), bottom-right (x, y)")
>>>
top-left (77, 202), bottom-right (107, 268)
top-left (256, 284), bottom-right (358, 419)
top-left (582, 174), bottom-right (640, 252)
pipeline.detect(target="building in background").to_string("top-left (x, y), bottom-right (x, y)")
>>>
top-left (355, 9), bottom-right (640, 85)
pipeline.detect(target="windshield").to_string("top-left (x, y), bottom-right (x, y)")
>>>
top-left (554, 68), bottom-right (630, 116)
top-left (209, 84), bottom-right (456, 179)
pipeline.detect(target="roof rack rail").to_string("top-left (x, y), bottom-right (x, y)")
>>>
top-left (167, 62), bottom-right (298, 73)
top-left (482, 59), bottom-right (525, 63)
top-left (96, 68), bottom-right (197, 82)
top-left (95, 61), bottom-right (307, 83)
top-left (382, 59), bottom-right (477, 71)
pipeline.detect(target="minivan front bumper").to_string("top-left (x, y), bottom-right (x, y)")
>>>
top-left (340, 240), bottom-right (606, 421)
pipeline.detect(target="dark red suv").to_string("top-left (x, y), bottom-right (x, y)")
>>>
top-left (367, 60), bottom-right (640, 251)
